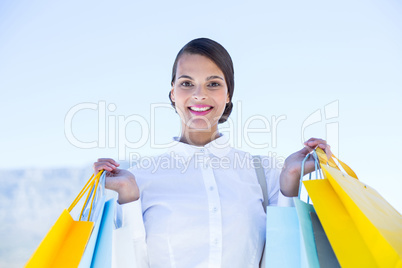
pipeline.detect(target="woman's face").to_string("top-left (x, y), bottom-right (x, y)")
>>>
top-left (170, 53), bottom-right (230, 132)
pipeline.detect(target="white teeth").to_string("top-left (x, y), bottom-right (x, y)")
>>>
top-left (189, 107), bottom-right (212, 112)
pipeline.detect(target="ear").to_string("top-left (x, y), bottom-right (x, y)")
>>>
top-left (226, 93), bottom-right (230, 104)
top-left (170, 87), bottom-right (175, 102)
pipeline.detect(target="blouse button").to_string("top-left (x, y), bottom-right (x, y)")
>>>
top-left (209, 186), bottom-right (214, 191)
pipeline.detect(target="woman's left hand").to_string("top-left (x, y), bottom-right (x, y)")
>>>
top-left (279, 137), bottom-right (332, 197)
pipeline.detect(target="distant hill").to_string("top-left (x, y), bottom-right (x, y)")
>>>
top-left (0, 164), bottom-right (124, 267)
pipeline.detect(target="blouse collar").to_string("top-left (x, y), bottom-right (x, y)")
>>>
top-left (169, 134), bottom-right (232, 160)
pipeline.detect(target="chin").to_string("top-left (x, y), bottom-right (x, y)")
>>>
top-left (186, 122), bottom-right (212, 130)
top-left (185, 118), bottom-right (216, 130)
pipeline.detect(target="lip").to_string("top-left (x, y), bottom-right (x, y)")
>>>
top-left (188, 105), bottom-right (213, 116)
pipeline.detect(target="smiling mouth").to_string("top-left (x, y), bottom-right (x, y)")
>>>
top-left (188, 106), bottom-right (213, 112)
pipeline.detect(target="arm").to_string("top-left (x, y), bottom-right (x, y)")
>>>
top-left (94, 159), bottom-right (149, 267)
top-left (114, 199), bottom-right (149, 267)
top-left (279, 138), bottom-right (332, 197)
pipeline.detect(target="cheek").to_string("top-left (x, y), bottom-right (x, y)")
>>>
top-left (175, 88), bottom-right (192, 99)
top-left (172, 91), bottom-right (191, 115)
top-left (216, 93), bottom-right (229, 107)
top-left (172, 91), bottom-right (186, 105)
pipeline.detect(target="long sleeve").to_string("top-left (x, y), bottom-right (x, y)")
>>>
top-left (277, 190), bottom-right (295, 207)
top-left (113, 199), bottom-right (149, 268)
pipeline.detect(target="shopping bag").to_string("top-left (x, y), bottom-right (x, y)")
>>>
top-left (304, 148), bottom-right (402, 267)
top-left (91, 198), bottom-right (115, 268)
top-left (25, 171), bottom-right (105, 268)
top-left (293, 198), bottom-right (319, 268)
top-left (309, 211), bottom-right (340, 268)
top-left (265, 206), bottom-right (301, 267)
top-left (265, 153), bottom-right (322, 268)
top-left (79, 172), bottom-right (107, 267)
top-left (304, 175), bottom-right (377, 267)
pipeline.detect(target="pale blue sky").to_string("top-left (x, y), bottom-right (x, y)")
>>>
top-left (1, 0), bottom-right (401, 212)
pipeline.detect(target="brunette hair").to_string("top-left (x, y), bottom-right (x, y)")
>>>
top-left (169, 38), bottom-right (234, 124)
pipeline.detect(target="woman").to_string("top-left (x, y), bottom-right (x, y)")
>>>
top-left (94, 38), bottom-right (330, 267)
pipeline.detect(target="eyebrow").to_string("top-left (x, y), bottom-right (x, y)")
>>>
top-left (177, 75), bottom-right (224, 81)
top-left (177, 75), bottom-right (193, 80)
top-left (206, 75), bottom-right (224, 81)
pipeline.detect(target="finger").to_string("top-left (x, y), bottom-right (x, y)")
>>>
top-left (315, 143), bottom-right (333, 160)
top-left (323, 144), bottom-right (333, 160)
top-left (304, 137), bottom-right (322, 144)
top-left (105, 170), bottom-right (118, 178)
top-left (97, 158), bottom-right (120, 167)
top-left (316, 143), bottom-right (328, 150)
top-left (304, 138), bottom-right (327, 148)
top-left (304, 138), bottom-right (326, 146)
top-left (304, 137), bottom-right (318, 144)
top-left (93, 163), bottom-right (105, 173)
top-left (94, 158), bottom-right (119, 172)
top-left (93, 162), bottom-right (117, 173)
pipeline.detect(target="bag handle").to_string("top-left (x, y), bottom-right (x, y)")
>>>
top-left (299, 147), bottom-right (358, 203)
top-left (79, 171), bottom-right (101, 221)
top-left (80, 170), bottom-right (106, 221)
top-left (299, 150), bottom-right (321, 203)
top-left (315, 148), bottom-right (358, 180)
top-left (67, 170), bottom-right (104, 221)
top-left (252, 155), bottom-right (268, 213)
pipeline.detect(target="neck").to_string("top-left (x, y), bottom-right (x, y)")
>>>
top-left (179, 128), bottom-right (220, 146)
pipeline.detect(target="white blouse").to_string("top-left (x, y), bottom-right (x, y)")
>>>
top-left (115, 135), bottom-right (293, 268)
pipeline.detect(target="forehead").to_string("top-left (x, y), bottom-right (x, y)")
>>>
top-left (176, 53), bottom-right (224, 77)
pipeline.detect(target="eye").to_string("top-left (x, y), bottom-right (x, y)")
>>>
top-left (180, 81), bottom-right (193, 87)
top-left (208, 82), bottom-right (221, 87)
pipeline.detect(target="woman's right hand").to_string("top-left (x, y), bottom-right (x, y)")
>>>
top-left (93, 158), bottom-right (140, 204)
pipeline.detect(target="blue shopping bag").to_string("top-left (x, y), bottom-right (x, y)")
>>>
top-left (265, 151), bottom-right (327, 268)
top-left (265, 206), bottom-right (301, 267)
top-left (91, 198), bottom-right (115, 268)
top-left (293, 198), bottom-right (319, 268)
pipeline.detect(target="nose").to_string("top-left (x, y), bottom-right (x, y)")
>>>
top-left (192, 85), bottom-right (207, 100)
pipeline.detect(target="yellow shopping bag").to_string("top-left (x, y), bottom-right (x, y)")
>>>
top-left (304, 148), bottom-right (402, 268)
top-left (25, 171), bottom-right (104, 268)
